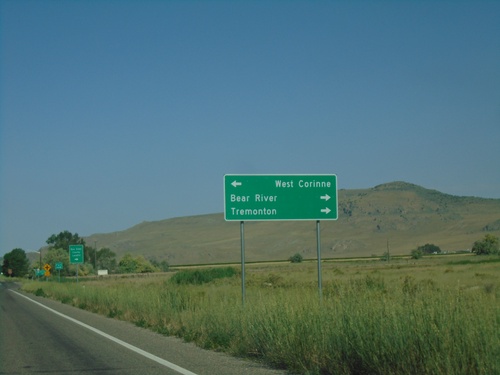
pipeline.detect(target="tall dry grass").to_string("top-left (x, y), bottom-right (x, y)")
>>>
top-left (23, 257), bottom-right (500, 374)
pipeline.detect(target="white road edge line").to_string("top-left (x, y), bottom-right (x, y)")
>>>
top-left (10, 290), bottom-right (198, 375)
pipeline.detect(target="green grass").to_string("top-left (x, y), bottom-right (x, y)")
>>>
top-left (447, 257), bottom-right (500, 265)
top-left (170, 267), bottom-right (237, 285)
top-left (22, 256), bottom-right (500, 374)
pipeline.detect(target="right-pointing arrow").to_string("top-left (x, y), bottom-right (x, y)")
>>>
top-left (321, 207), bottom-right (331, 214)
top-left (320, 194), bottom-right (331, 201)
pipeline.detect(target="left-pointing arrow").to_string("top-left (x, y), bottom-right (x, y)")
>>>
top-left (231, 181), bottom-right (242, 187)
top-left (321, 207), bottom-right (331, 214)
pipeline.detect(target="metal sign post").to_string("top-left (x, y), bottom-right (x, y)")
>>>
top-left (55, 262), bottom-right (63, 283)
top-left (69, 244), bottom-right (84, 283)
top-left (316, 220), bottom-right (322, 302)
top-left (240, 221), bottom-right (246, 307)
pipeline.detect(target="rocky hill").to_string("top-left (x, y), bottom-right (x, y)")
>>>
top-left (85, 182), bottom-right (500, 265)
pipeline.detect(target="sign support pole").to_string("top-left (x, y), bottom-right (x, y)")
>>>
top-left (69, 244), bottom-right (84, 283)
top-left (240, 221), bottom-right (246, 307)
top-left (316, 220), bottom-right (322, 302)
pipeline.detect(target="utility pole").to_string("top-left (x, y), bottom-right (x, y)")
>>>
top-left (94, 241), bottom-right (97, 275)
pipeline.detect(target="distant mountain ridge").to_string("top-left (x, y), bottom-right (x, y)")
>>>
top-left (85, 182), bottom-right (500, 265)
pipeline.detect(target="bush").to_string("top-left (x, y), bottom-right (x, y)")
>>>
top-left (118, 254), bottom-right (158, 273)
top-left (149, 258), bottom-right (170, 272)
top-left (472, 234), bottom-right (499, 255)
top-left (417, 243), bottom-right (442, 254)
top-left (289, 253), bottom-right (303, 263)
top-left (411, 249), bottom-right (423, 259)
top-left (34, 288), bottom-right (46, 297)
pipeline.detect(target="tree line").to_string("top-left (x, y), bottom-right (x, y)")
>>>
top-left (1, 230), bottom-right (169, 278)
top-left (2, 232), bottom-right (499, 278)
top-left (410, 234), bottom-right (499, 259)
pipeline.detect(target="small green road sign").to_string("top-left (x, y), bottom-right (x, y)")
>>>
top-left (55, 262), bottom-right (63, 270)
top-left (69, 245), bottom-right (84, 264)
top-left (224, 174), bottom-right (338, 221)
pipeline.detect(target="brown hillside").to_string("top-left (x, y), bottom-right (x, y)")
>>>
top-left (85, 182), bottom-right (500, 265)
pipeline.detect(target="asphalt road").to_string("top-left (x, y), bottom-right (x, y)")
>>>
top-left (0, 282), bottom-right (287, 375)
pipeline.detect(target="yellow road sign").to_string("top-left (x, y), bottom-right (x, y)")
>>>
top-left (43, 264), bottom-right (51, 271)
top-left (44, 270), bottom-right (51, 277)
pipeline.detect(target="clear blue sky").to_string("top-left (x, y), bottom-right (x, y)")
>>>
top-left (1, 0), bottom-right (499, 255)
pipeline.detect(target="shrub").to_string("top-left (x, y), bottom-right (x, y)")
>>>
top-left (149, 258), bottom-right (169, 272)
top-left (118, 254), bottom-right (158, 273)
top-left (417, 243), bottom-right (442, 254)
top-left (411, 249), bottom-right (423, 259)
top-left (381, 251), bottom-right (391, 262)
top-left (472, 234), bottom-right (499, 255)
top-left (289, 253), bottom-right (303, 263)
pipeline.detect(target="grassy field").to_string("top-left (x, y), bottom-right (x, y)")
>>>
top-left (22, 254), bottom-right (500, 375)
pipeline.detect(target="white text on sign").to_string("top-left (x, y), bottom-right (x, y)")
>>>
top-left (275, 179), bottom-right (332, 188)
top-left (231, 194), bottom-right (278, 202)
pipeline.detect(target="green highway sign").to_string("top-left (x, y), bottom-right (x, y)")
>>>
top-left (69, 244), bottom-right (84, 265)
top-left (224, 174), bottom-right (338, 221)
top-left (55, 262), bottom-right (63, 270)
